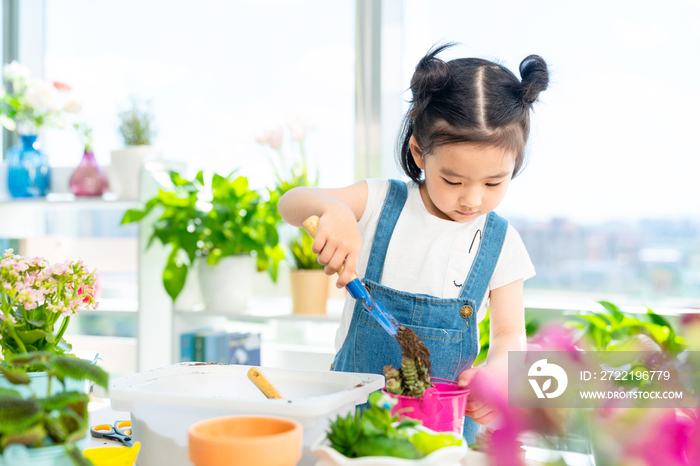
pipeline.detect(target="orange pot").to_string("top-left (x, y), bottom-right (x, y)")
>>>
top-left (188, 415), bottom-right (303, 466)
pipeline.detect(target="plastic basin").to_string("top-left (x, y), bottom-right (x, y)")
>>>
top-left (106, 363), bottom-right (384, 466)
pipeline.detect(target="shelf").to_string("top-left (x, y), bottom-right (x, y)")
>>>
top-left (173, 297), bottom-right (345, 323)
top-left (0, 193), bottom-right (140, 210)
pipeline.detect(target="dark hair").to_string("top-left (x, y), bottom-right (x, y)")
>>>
top-left (398, 43), bottom-right (549, 183)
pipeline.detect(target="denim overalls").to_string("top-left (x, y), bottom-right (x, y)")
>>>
top-left (332, 179), bottom-right (508, 443)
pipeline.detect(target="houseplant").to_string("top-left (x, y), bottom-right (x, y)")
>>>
top-left (313, 391), bottom-right (466, 465)
top-left (109, 97), bottom-right (157, 200)
top-left (0, 351), bottom-right (109, 466)
top-left (0, 61), bottom-right (81, 198)
top-left (257, 116), bottom-right (329, 313)
top-left (69, 123), bottom-right (108, 197)
top-left (0, 249), bottom-right (98, 363)
top-left (121, 170), bottom-right (284, 312)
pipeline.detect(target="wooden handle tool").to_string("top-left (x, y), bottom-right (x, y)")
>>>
top-left (247, 367), bottom-right (285, 399)
top-left (302, 215), bottom-right (357, 280)
top-left (302, 216), bottom-right (400, 337)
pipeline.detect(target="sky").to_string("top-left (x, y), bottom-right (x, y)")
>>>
top-left (36, 0), bottom-right (700, 224)
top-left (401, 0), bottom-right (700, 224)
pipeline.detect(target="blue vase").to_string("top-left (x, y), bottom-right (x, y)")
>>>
top-left (7, 135), bottom-right (51, 198)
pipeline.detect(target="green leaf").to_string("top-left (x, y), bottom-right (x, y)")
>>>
top-left (354, 436), bottom-right (424, 459)
top-left (25, 318), bottom-right (45, 326)
top-left (598, 301), bottom-right (626, 323)
top-left (163, 255), bottom-right (188, 301)
top-left (45, 414), bottom-right (70, 443)
top-left (646, 309), bottom-right (671, 328)
top-left (65, 443), bottom-right (95, 466)
top-left (60, 408), bottom-right (88, 444)
top-left (52, 357), bottom-right (109, 390)
top-left (0, 422), bottom-right (46, 447)
top-left (411, 431), bottom-right (462, 455)
top-left (121, 208), bottom-right (149, 224)
top-left (6, 351), bottom-right (51, 369)
top-left (0, 395), bottom-right (41, 434)
top-left (40, 391), bottom-right (90, 412)
top-left (18, 329), bottom-right (49, 344)
top-left (0, 365), bottom-right (30, 385)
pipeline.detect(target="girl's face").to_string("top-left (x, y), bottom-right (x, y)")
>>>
top-left (410, 136), bottom-right (515, 223)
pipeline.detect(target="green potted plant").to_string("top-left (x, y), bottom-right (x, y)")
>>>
top-left (0, 249), bottom-right (98, 394)
top-left (121, 170), bottom-right (284, 312)
top-left (312, 391), bottom-right (466, 465)
top-left (109, 97), bottom-right (157, 200)
top-left (0, 351), bottom-right (109, 465)
top-left (256, 116), bottom-right (329, 313)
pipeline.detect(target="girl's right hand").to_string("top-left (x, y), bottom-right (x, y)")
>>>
top-left (313, 206), bottom-right (363, 288)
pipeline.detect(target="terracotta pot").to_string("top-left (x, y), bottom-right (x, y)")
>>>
top-left (188, 415), bottom-right (302, 466)
top-left (290, 269), bottom-right (330, 314)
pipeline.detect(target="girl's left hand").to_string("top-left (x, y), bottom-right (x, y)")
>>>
top-left (457, 365), bottom-right (506, 425)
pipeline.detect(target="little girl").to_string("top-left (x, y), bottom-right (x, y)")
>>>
top-left (279, 44), bottom-right (549, 443)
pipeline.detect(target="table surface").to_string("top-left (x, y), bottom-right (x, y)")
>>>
top-left (88, 399), bottom-right (588, 466)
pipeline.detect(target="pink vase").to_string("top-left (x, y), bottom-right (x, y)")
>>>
top-left (69, 150), bottom-right (108, 196)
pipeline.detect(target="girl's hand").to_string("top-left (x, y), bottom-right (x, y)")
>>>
top-left (313, 206), bottom-right (363, 288)
top-left (457, 365), bottom-right (507, 425)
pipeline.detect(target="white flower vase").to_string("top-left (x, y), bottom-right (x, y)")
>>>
top-left (108, 145), bottom-right (158, 200)
top-left (197, 255), bottom-right (255, 313)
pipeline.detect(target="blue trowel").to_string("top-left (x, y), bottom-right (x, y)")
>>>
top-left (303, 216), bottom-right (400, 337)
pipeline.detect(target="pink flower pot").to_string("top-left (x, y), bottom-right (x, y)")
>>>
top-left (384, 378), bottom-right (470, 434)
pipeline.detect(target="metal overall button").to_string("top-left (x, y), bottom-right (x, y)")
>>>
top-left (460, 304), bottom-right (473, 319)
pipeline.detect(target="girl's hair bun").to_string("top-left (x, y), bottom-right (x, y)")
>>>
top-left (409, 43), bottom-right (453, 116)
top-left (518, 54), bottom-right (549, 107)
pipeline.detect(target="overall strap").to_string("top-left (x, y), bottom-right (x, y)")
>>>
top-left (364, 180), bottom-right (408, 283)
top-left (458, 212), bottom-right (508, 310)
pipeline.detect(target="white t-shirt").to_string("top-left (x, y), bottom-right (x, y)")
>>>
top-left (333, 179), bottom-right (535, 351)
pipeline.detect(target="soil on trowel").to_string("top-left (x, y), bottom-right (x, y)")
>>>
top-left (395, 326), bottom-right (431, 375)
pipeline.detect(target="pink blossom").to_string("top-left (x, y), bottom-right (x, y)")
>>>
top-left (52, 81), bottom-right (71, 91)
top-left (78, 285), bottom-right (95, 303)
top-left (0, 314), bottom-right (17, 324)
top-left (23, 301), bottom-right (37, 310)
top-left (13, 261), bottom-right (29, 272)
top-left (626, 409), bottom-right (697, 466)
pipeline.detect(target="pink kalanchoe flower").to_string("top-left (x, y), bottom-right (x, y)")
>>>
top-left (13, 261), bottom-right (29, 272)
top-left (78, 285), bottom-right (95, 304)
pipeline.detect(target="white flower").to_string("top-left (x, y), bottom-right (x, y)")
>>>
top-left (63, 99), bottom-right (82, 113)
top-left (25, 79), bottom-right (57, 112)
top-left (0, 115), bottom-right (16, 132)
top-left (3, 61), bottom-right (30, 83)
top-left (257, 125), bottom-right (284, 149)
top-left (287, 114), bottom-right (315, 142)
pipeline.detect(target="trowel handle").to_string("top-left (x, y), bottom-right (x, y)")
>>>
top-left (302, 216), bottom-right (358, 281)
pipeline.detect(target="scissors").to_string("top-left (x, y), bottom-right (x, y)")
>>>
top-left (90, 420), bottom-right (134, 447)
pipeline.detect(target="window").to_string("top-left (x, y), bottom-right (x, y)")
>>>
top-left (396, 1), bottom-right (700, 309)
top-left (43, 0), bottom-right (355, 189)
